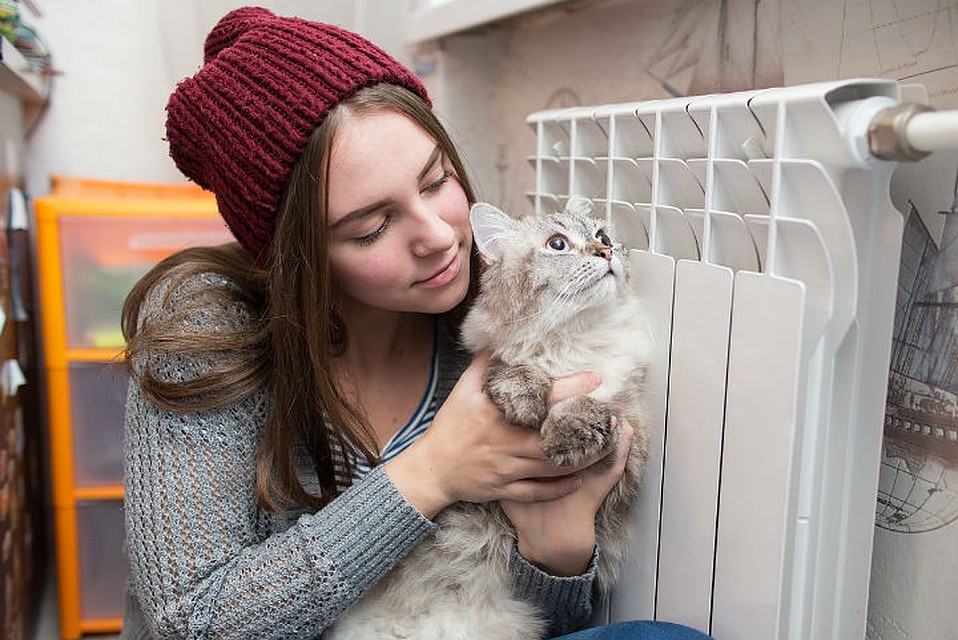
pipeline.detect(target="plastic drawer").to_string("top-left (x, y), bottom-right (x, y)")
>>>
top-left (57, 214), bottom-right (231, 349)
top-left (69, 362), bottom-right (127, 487)
top-left (75, 499), bottom-right (128, 619)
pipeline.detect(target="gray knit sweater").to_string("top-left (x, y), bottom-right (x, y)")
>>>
top-left (121, 273), bottom-right (596, 639)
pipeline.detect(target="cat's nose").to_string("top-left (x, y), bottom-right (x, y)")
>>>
top-left (593, 245), bottom-right (612, 261)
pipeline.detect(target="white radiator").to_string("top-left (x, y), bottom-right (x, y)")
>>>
top-left (525, 78), bottom-right (941, 640)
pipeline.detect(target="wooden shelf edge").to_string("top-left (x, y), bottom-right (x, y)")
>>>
top-left (0, 37), bottom-right (49, 101)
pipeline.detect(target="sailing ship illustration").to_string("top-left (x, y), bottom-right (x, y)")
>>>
top-left (880, 169), bottom-right (958, 533)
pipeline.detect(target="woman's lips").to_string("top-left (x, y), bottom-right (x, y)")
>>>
top-left (416, 252), bottom-right (461, 287)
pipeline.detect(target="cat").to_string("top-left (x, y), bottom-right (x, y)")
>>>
top-left (326, 197), bottom-right (652, 640)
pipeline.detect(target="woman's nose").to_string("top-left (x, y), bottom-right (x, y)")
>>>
top-left (411, 204), bottom-right (456, 257)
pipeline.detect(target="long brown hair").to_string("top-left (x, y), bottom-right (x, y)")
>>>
top-left (123, 83), bottom-right (479, 512)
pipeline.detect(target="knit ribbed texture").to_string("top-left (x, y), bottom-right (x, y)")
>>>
top-left (121, 273), bottom-right (595, 638)
top-left (511, 547), bottom-right (599, 635)
top-left (298, 466), bottom-right (435, 596)
top-left (165, 6), bottom-right (429, 264)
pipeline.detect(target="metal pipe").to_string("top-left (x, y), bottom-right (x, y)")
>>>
top-left (867, 103), bottom-right (958, 161)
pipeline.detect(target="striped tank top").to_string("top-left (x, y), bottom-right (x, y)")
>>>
top-left (333, 330), bottom-right (440, 484)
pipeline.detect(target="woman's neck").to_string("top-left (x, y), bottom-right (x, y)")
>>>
top-left (334, 307), bottom-right (436, 449)
top-left (337, 306), bottom-right (433, 374)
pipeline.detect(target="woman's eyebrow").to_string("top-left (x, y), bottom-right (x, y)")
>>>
top-left (331, 198), bottom-right (392, 229)
top-left (333, 145), bottom-right (444, 229)
top-left (418, 145), bottom-right (442, 181)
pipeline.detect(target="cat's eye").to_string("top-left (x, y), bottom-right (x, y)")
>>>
top-left (547, 234), bottom-right (570, 252)
top-left (596, 230), bottom-right (612, 246)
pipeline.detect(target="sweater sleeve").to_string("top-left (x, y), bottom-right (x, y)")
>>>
top-left (510, 546), bottom-right (598, 636)
top-left (123, 275), bottom-right (436, 638)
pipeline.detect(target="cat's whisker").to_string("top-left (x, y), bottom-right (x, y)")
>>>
top-left (519, 282), bottom-right (584, 330)
top-left (509, 285), bottom-right (576, 326)
top-left (512, 302), bottom-right (559, 326)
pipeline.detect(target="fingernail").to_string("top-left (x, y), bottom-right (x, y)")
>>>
top-left (588, 372), bottom-right (601, 388)
top-left (610, 415), bottom-right (618, 428)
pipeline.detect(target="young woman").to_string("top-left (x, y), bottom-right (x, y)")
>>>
top-left (120, 7), bottom-right (712, 639)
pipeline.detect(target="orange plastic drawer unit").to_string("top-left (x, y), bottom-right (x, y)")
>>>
top-left (34, 185), bottom-right (232, 638)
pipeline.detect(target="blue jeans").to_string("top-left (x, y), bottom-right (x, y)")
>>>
top-left (553, 621), bottom-right (713, 639)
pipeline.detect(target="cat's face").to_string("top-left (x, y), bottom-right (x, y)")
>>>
top-left (470, 200), bottom-right (627, 323)
top-left (520, 211), bottom-right (625, 308)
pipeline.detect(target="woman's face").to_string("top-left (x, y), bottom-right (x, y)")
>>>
top-left (326, 109), bottom-right (472, 318)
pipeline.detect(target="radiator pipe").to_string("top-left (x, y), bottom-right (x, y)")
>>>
top-left (867, 103), bottom-right (958, 162)
top-left (904, 109), bottom-right (958, 155)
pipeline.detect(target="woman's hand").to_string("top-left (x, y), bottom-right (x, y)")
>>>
top-left (501, 381), bottom-right (634, 577)
top-left (385, 353), bottom-right (601, 519)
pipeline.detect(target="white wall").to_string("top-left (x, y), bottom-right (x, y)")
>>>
top-left (24, 0), bottom-right (177, 194)
top-left (23, 0), bottom-right (411, 196)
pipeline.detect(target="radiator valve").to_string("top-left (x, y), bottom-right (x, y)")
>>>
top-left (868, 102), bottom-right (935, 162)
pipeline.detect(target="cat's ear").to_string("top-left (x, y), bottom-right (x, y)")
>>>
top-left (564, 195), bottom-right (595, 218)
top-left (470, 202), bottom-right (516, 264)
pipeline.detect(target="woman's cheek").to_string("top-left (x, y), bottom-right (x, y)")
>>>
top-left (443, 182), bottom-right (471, 234)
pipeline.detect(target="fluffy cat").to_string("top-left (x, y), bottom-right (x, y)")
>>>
top-left (326, 197), bottom-right (651, 640)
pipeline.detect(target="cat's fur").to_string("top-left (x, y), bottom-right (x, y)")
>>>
top-left (326, 197), bottom-right (651, 640)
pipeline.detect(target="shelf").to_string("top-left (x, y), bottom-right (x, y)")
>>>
top-left (0, 37), bottom-right (50, 128)
top-left (74, 486), bottom-right (123, 501)
top-left (406, 0), bottom-right (567, 43)
top-left (79, 618), bottom-right (123, 635)
top-left (64, 348), bottom-right (125, 363)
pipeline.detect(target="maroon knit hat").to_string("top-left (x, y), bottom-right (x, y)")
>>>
top-left (165, 6), bottom-right (430, 263)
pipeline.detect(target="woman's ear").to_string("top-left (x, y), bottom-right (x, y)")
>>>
top-left (469, 202), bottom-right (516, 264)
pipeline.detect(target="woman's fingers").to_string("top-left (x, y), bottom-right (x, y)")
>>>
top-left (498, 475), bottom-right (583, 503)
top-left (550, 370), bottom-right (601, 404)
top-left (431, 353), bottom-right (620, 504)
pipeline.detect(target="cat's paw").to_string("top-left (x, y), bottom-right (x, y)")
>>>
top-left (541, 396), bottom-right (616, 468)
top-left (484, 361), bottom-right (551, 429)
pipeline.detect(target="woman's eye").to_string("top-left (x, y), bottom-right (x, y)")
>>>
top-left (596, 230), bottom-right (611, 246)
top-left (356, 216), bottom-right (391, 245)
top-left (424, 170), bottom-right (452, 193)
top-left (547, 234), bottom-right (570, 251)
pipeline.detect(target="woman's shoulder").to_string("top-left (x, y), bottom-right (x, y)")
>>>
top-left (138, 269), bottom-right (253, 333)
top-left (129, 265), bottom-right (266, 387)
